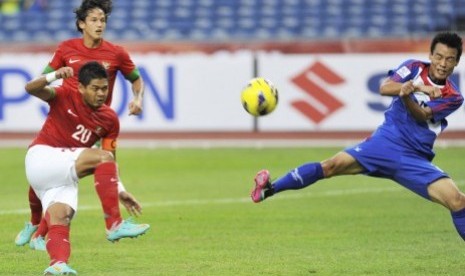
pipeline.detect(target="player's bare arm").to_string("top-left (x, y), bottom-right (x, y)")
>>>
top-left (379, 79), bottom-right (432, 121)
top-left (25, 67), bottom-right (74, 101)
top-left (379, 78), bottom-right (405, 96)
top-left (399, 81), bottom-right (433, 121)
top-left (128, 77), bottom-right (144, 115)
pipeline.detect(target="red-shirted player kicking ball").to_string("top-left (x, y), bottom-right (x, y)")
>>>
top-left (15, 0), bottom-right (146, 251)
top-left (25, 61), bottom-right (149, 275)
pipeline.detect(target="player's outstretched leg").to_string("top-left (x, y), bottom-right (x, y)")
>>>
top-left (94, 162), bottom-right (150, 242)
top-left (106, 218), bottom-right (150, 242)
top-left (251, 163), bottom-right (325, 203)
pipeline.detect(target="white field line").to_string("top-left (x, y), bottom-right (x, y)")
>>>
top-left (2, 180), bottom-right (464, 216)
top-left (0, 186), bottom-right (408, 216)
top-left (3, 139), bottom-right (465, 148)
top-left (140, 186), bottom-right (402, 208)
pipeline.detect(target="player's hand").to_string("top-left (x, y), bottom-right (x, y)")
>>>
top-left (118, 191), bottom-right (142, 217)
top-left (128, 98), bottom-right (143, 115)
top-left (55, 67), bottom-right (74, 79)
top-left (422, 86), bottom-right (442, 99)
top-left (399, 80), bottom-right (415, 97)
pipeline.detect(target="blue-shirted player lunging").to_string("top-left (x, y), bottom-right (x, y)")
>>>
top-left (251, 32), bottom-right (465, 242)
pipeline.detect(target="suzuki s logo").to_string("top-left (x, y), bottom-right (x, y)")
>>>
top-left (291, 61), bottom-right (345, 124)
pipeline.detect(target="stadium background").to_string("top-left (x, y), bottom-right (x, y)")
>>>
top-left (3, 2), bottom-right (465, 275)
top-left (1, 0), bottom-right (465, 146)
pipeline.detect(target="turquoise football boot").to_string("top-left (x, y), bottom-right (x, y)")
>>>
top-left (15, 222), bottom-right (38, 246)
top-left (29, 236), bottom-right (46, 251)
top-left (43, 262), bottom-right (77, 275)
top-left (106, 218), bottom-right (150, 242)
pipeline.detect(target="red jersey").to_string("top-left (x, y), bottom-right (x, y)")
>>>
top-left (31, 86), bottom-right (120, 148)
top-left (43, 38), bottom-right (140, 105)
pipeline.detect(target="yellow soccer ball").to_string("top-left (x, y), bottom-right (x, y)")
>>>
top-left (240, 77), bottom-right (279, 116)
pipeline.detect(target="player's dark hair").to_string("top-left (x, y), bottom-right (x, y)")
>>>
top-left (78, 61), bottom-right (108, 86)
top-left (75, 0), bottom-right (113, 33)
top-left (431, 32), bottom-right (463, 61)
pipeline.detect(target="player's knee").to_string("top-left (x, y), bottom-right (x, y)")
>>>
top-left (98, 150), bottom-right (115, 163)
top-left (447, 193), bottom-right (465, 212)
top-left (321, 158), bottom-right (338, 177)
top-left (46, 203), bottom-right (74, 226)
top-left (321, 152), bottom-right (358, 177)
top-left (53, 213), bottom-right (73, 226)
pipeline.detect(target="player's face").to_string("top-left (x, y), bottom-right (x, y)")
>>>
top-left (429, 42), bottom-right (459, 82)
top-left (79, 78), bottom-right (109, 109)
top-left (79, 8), bottom-right (106, 41)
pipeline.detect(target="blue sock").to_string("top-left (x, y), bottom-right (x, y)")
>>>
top-left (273, 162), bottom-right (324, 193)
top-left (451, 208), bottom-right (465, 241)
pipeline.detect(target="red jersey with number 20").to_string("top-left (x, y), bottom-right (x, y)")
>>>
top-left (31, 86), bottom-right (119, 148)
top-left (45, 38), bottom-right (139, 105)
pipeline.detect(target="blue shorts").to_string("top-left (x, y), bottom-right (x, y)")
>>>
top-left (344, 135), bottom-right (449, 200)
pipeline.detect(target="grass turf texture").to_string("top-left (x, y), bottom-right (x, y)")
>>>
top-left (1, 147), bottom-right (464, 275)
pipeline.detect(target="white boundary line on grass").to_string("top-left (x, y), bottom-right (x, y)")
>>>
top-left (2, 139), bottom-right (465, 148)
top-left (2, 180), bottom-right (463, 216)
top-left (0, 186), bottom-right (403, 216)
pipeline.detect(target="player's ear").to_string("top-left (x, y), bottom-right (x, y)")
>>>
top-left (78, 20), bottom-right (86, 30)
top-left (78, 83), bottom-right (85, 95)
top-left (428, 52), bottom-right (434, 62)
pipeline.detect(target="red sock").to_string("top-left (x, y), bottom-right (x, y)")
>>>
top-left (33, 217), bottom-right (48, 238)
top-left (28, 186), bottom-right (42, 225)
top-left (94, 162), bottom-right (122, 230)
top-left (45, 218), bottom-right (71, 265)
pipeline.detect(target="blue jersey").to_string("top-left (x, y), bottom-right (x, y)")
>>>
top-left (378, 59), bottom-right (463, 160)
top-left (344, 59), bottom-right (463, 199)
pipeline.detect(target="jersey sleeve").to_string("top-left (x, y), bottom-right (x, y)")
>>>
top-left (387, 59), bottom-right (422, 83)
top-left (42, 44), bottom-right (66, 74)
top-left (106, 113), bottom-right (120, 140)
top-left (427, 92), bottom-right (464, 123)
top-left (426, 82), bottom-right (464, 122)
top-left (46, 85), bottom-right (64, 104)
top-left (117, 46), bottom-right (141, 82)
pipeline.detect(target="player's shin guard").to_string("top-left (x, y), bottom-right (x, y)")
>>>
top-left (44, 212), bottom-right (70, 265)
top-left (28, 186), bottom-right (42, 225)
top-left (451, 208), bottom-right (465, 241)
top-left (94, 162), bottom-right (122, 230)
top-left (46, 225), bottom-right (71, 265)
top-left (273, 162), bottom-right (324, 193)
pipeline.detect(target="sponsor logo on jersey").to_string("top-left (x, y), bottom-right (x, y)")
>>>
top-left (67, 109), bottom-right (78, 117)
top-left (69, 58), bottom-right (80, 64)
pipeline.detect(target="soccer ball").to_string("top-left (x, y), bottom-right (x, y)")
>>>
top-left (241, 77), bottom-right (278, 116)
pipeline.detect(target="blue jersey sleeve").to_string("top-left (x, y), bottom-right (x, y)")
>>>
top-left (388, 59), bottom-right (424, 82)
top-left (427, 93), bottom-right (464, 123)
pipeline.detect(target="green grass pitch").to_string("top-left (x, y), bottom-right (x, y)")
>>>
top-left (1, 146), bottom-right (464, 275)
